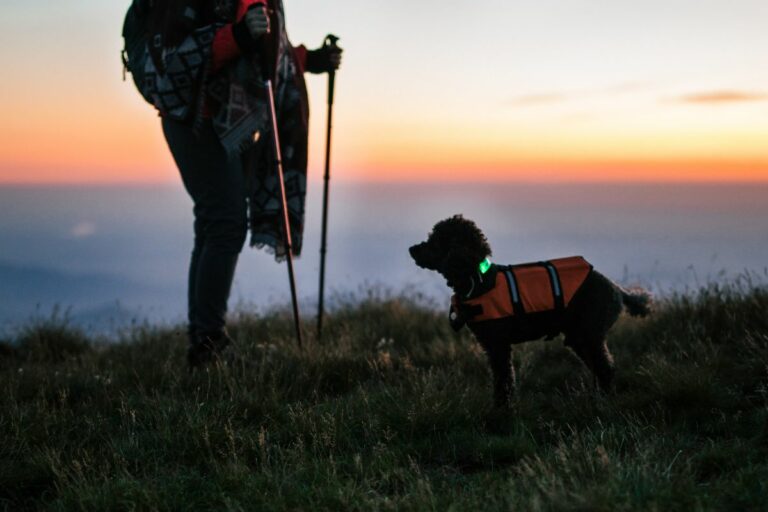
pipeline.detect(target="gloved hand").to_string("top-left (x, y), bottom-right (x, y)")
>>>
top-left (244, 4), bottom-right (270, 39)
top-left (232, 4), bottom-right (270, 51)
top-left (306, 42), bottom-right (343, 74)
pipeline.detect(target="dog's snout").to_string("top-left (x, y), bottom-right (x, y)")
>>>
top-left (408, 242), bottom-right (435, 270)
top-left (409, 242), bottom-right (434, 269)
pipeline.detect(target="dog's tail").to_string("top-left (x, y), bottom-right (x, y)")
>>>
top-left (620, 287), bottom-right (652, 317)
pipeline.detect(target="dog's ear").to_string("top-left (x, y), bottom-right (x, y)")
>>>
top-left (434, 216), bottom-right (492, 262)
top-left (454, 218), bottom-right (492, 261)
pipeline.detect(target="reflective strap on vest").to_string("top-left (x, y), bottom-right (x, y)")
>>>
top-left (503, 269), bottom-right (525, 315)
top-left (542, 261), bottom-right (565, 311)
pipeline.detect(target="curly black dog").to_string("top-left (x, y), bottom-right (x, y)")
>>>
top-left (409, 215), bottom-right (651, 407)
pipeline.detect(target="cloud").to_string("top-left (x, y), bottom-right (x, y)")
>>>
top-left (676, 90), bottom-right (768, 104)
top-left (508, 82), bottom-right (650, 107)
top-left (71, 221), bottom-right (97, 239)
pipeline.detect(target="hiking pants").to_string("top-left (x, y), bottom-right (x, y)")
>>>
top-left (162, 118), bottom-right (248, 341)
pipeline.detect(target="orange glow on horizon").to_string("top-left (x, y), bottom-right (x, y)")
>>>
top-left (2, 157), bottom-right (767, 185)
top-left (354, 159), bottom-right (768, 183)
top-left (2, 90), bottom-right (767, 184)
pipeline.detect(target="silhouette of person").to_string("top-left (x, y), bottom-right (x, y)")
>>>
top-left (145, 0), bottom-right (341, 366)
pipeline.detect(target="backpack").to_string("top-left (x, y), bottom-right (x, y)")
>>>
top-left (121, 0), bottom-right (219, 121)
top-left (121, 0), bottom-right (154, 106)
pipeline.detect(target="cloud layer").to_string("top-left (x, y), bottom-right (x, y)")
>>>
top-left (677, 90), bottom-right (768, 104)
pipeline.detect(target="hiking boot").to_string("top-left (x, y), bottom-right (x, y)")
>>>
top-left (187, 330), bottom-right (232, 369)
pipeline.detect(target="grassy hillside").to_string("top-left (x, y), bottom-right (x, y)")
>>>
top-left (1, 284), bottom-right (767, 511)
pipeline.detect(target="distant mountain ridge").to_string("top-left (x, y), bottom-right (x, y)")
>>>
top-left (0, 261), bottom-right (181, 335)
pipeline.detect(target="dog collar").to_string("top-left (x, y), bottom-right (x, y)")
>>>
top-left (478, 258), bottom-right (492, 275)
top-left (464, 260), bottom-right (491, 299)
top-left (464, 277), bottom-right (476, 299)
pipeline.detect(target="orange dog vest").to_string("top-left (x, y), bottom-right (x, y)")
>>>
top-left (452, 256), bottom-right (593, 324)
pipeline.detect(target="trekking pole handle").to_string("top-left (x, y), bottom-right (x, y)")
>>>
top-left (323, 34), bottom-right (340, 106)
top-left (324, 34), bottom-right (340, 48)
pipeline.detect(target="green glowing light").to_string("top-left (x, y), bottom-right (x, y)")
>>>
top-left (479, 258), bottom-right (492, 274)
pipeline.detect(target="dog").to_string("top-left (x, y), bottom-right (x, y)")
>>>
top-left (409, 215), bottom-right (651, 407)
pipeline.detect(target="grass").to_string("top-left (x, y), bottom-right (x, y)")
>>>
top-left (1, 284), bottom-right (767, 511)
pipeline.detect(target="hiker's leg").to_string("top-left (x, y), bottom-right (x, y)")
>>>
top-left (188, 227), bottom-right (202, 340)
top-left (162, 119), bottom-right (248, 339)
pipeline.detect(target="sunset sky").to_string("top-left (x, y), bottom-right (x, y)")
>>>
top-left (0, 0), bottom-right (766, 184)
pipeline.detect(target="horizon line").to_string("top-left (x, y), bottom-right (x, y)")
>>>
top-left (3, 177), bottom-right (768, 188)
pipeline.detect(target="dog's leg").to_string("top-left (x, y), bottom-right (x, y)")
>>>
top-left (565, 336), bottom-right (615, 392)
top-left (479, 339), bottom-right (515, 407)
top-left (591, 339), bottom-right (616, 392)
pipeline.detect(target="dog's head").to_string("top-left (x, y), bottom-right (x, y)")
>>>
top-left (409, 215), bottom-right (492, 291)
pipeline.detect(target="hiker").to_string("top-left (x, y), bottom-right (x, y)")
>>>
top-left (137, 0), bottom-right (341, 366)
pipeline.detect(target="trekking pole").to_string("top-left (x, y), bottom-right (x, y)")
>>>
top-left (316, 34), bottom-right (340, 341)
top-left (264, 78), bottom-right (303, 349)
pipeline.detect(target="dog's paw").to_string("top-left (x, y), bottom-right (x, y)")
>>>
top-left (449, 309), bottom-right (466, 332)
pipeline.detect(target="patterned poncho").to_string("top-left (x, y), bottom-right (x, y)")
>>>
top-left (141, 0), bottom-right (309, 260)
